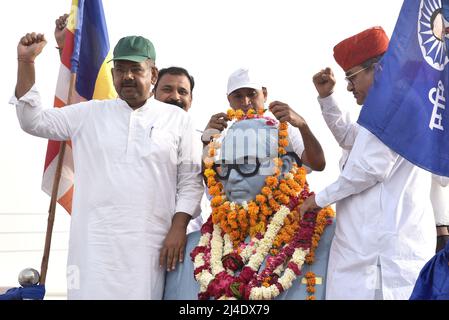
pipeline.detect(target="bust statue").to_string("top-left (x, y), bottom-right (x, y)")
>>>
top-left (164, 115), bottom-right (335, 300)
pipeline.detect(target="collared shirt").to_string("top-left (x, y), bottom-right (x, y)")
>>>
top-left (10, 86), bottom-right (204, 299)
top-left (316, 94), bottom-right (435, 300)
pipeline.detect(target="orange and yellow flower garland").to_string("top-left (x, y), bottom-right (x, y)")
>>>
top-left (203, 108), bottom-right (292, 247)
top-left (195, 108), bottom-right (335, 300)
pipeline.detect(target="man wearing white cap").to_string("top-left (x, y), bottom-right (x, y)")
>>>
top-left (203, 68), bottom-right (326, 172)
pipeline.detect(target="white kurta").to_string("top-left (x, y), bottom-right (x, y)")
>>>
top-left (11, 86), bottom-right (204, 299)
top-left (316, 94), bottom-right (435, 300)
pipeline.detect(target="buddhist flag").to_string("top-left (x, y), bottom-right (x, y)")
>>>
top-left (41, 0), bottom-right (116, 213)
top-left (358, 0), bottom-right (449, 177)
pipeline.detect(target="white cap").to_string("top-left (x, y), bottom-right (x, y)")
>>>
top-left (226, 68), bottom-right (263, 95)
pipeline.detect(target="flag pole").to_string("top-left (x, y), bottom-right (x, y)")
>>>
top-left (39, 72), bottom-right (77, 285)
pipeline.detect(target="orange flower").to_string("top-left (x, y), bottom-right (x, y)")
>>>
top-left (209, 185), bottom-right (222, 196)
top-left (261, 187), bottom-right (272, 196)
top-left (279, 122), bottom-right (288, 130)
top-left (255, 194), bottom-right (267, 204)
top-left (211, 196), bottom-right (223, 207)
top-left (306, 286), bottom-right (316, 294)
top-left (246, 108), bottom-right (256, 119)
top-left (278, 130), bottom-right (288, 137)
top-left (265, 176), bottom-right (279, 188)
top-left (269, 198), bottom-right (280, 211)
top-left (235, 109), bottom-right (244, 120)
top-left (227, 109), bottom-right (235, 119)
top-left (207, 176), bottom-right (217, 187)
top-left (208, 148), bottom-right (216, 157)
top-left (257, 108), bottom-right (265, 116)
top-left (278, 147), bottom-right (286, 155)
top-left (279, 138), bottom-right (289, 147)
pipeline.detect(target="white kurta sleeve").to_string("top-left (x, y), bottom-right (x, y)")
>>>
top-left (315, 127), bottom-right (398, 208)
top-left (10, 85), bottom-right (90, 141)
top-left (175, 115), bottom-right (204, 218)
top-left (431, 174), bottom-right (449, 225)
top-left (318, 94), bottom-right (359, 150)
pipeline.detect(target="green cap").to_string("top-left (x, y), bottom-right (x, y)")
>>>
top-left (111, 36), bottom-right (156, 62)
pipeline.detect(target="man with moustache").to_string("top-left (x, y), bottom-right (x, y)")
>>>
top-left (10, 33), bottom-right (203, 299)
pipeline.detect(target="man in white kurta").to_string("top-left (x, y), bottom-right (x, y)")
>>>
top-left (303, 27), bottom-right (436, 299)
top-left (11, 34), bottom-right (204, 299)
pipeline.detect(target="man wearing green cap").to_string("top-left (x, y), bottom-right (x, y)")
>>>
top-left (11, 32), bottom-right (204, 299)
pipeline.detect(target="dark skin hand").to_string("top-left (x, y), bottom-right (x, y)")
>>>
top-left (159, 212), bottom-right (192, 271)
top-left (54, 13), bottom-right (69, 50)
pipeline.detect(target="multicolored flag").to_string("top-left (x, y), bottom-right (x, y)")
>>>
top-left (358, 0), bottom-right (449, 177)
top-left (41, 0), bottom-right (116, 213)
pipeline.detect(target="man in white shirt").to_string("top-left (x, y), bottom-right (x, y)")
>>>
top-left (153, 66), bottom-right (209, 234)
top-left (202, 68), bottom-right (326, 172)
top-left (11, 33), bottom-right (204, 299)
top-left (312, 28), bottom-right (449, 255)
top-left (301, 26), bottom-right (436, 299)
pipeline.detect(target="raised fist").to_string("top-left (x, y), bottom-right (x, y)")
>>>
top-left (17, 33), bottom-right (47, 62)
top-left (312, 67), bottom-right (336, 98)
top-left (55, 14), bottom-right (69, 49)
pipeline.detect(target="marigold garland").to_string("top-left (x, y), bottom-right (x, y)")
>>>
top-left (193, 107), bottom-right (335, 300)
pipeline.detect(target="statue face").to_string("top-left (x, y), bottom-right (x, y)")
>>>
top-left (217, 119), bottom-right (278, 204)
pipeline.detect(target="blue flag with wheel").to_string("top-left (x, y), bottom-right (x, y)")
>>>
top-left (358, 0), bottom-right (449, 177)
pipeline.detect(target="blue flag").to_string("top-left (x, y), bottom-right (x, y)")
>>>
top-left (358, 0), bottom-right (449, 177)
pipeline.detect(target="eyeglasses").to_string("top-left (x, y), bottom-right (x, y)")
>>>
top-left (344, 65), bottom-right (371, 86)
top-left (213, 152), bottom-right (302, 180)
top-left (213, 156), bottom-right (263, 180)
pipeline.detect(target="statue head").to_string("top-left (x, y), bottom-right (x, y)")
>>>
top-left (215, 118), bottom-right (300, 204)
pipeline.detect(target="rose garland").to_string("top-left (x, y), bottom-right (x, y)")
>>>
top-left (193, 108), bottom-right (334, 300)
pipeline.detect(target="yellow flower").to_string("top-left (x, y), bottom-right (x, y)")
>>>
top-left (235, 109), bottom-right (244, 120)
top-left (204, 169), bottom-right (216, 178)
top-left (227, 109), bottom-right (235, 119)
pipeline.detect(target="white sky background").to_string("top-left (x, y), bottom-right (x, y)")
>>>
top-left (0, 0), bottom-right (403, 296)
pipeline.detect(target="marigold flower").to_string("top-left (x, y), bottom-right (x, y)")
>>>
top-left (207, 176), bottom-right (216, 187)
top-left (306, 286), bottom-right (316, 294)
top-left (208, 148), bottom-right (216, 157)
top-left (279, 122), bottom-right (288, 130)
top-left (227, 109), bottom-right (235, 119)
top-left (278, 130), bottom-right (288, 137)
top-left (261, 187), bottom-right (272, 196)
top-left (209, 185), bottom-right (222, 196)
top-left (204, 169), bottom-right (216, 178)
top-left (211, 196), bottom-right (224, 207)
top-left (235, 109), bottom-right (244, 120)
top-left (279, 138), bottom-right (289, 147)
top-left (265, 176), bottom-right (279, 188)
top-left (255, 194), bottom-right (267, 204)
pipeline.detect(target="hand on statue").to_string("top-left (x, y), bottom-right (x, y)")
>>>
top-left (202, 112), bottom-right (229, 145)
top-left (159, 222), bottom-right (187, 272)
top-left (299, 194), bottom-right (321, 217)
top-left (54, 14), bottom-right (69, 49)
top-left (17, 33), bottom-right (47, 62)
top-left (312, 67), bottom-right (336, 98)
top-left (269, 101), bottom-right (306, 129)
